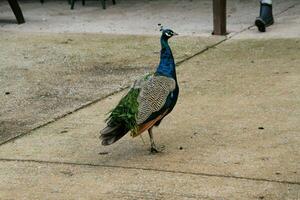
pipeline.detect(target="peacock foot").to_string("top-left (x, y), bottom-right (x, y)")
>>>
top-left (150, 145), bottom-right (165, 154)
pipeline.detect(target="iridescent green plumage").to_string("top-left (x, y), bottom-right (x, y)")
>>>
top-left (106, 73), bottom-right (153, 136)
top-left (106, 88), bottom-right (140, 134)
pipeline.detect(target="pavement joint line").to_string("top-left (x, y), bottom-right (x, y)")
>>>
top-left (175, 37), bottom-right (227, 66)
top-left (0, 158), bottom-right (299, 186)
top-left (0, 87), bottom-right (129, 146)
top-left (275, 3), bottom-right (300, 17)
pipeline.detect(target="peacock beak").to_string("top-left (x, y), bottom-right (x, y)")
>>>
top-left (173, 32), bottom-right (179, 36)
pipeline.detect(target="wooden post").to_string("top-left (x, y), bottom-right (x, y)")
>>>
top-left (7, 0), bottom-right (25, 24)
top-left (213, 0), bottom-right (226, 35)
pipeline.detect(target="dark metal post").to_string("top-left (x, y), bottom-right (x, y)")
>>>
top-left (213, 0), bottom-right (226, 35)
top-left (7, 0), bottom-right (25, 24)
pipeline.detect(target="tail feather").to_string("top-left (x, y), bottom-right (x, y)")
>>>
top-left (100, 125), bottom-right (128, 146)
top-left (101, 125), bottom-right (121, 135)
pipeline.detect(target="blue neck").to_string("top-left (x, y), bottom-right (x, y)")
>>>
top-left (156, 37), bottom-right (176, 79)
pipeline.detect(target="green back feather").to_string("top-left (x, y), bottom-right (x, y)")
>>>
top-left (106, 88), bottom-right (140, 135)
top-left (106, 73), bottom-right (153, 137)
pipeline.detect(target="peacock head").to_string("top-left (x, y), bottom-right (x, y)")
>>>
top-left (159, 25), bottom-right (178, 40)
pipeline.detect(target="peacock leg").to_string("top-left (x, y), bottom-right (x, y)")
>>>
top-left (148, 127), bottom-right (165, 153)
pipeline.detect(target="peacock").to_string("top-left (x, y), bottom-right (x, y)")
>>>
top-left (100, 27), bottom-right (179, 153)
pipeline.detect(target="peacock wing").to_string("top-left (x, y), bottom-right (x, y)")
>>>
top-left (136, 75), bottom-right (176, 126)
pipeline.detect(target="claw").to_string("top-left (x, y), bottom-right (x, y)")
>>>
top-left (150, 145), bottom-right (165, 154)
top-left (150, 147), bottom-right (159, 153)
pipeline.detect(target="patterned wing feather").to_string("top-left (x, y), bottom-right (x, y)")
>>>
top-left (136, 75), bottom-right (176, 125)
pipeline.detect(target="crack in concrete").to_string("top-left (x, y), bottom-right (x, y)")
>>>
top-left (0, 158), bottom-right (299, 186)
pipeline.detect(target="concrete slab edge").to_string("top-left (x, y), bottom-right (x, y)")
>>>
top-left (0, 158), bottom-right (299, 186)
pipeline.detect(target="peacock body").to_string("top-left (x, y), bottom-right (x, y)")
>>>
top-left (100, 28), bottom-right (179, 152)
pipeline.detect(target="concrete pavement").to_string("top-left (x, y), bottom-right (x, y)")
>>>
top-left (1, 38), bottom-right (300, 199)
top-left (0, 0), bottom-right (300, 199)
top-left (0, 0), bottom-right (298, 36)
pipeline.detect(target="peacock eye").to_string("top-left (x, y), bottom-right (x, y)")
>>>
top-left (165, 32), bottom-right (171, 37)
